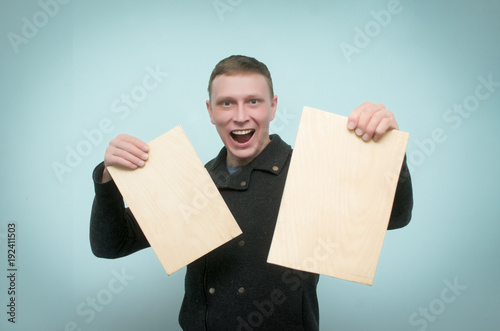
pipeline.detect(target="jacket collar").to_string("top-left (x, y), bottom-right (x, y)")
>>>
top-left (206, 134), bottom-right (291, 190)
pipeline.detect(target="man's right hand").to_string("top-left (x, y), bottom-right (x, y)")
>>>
top-left (101, 134), bottom-right (150, 183)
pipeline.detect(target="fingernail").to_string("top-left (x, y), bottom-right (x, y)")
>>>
top-left (142, 145), bottom-right (149, 152)
top-left (362, 133), bottom-right (370, 141)
top-left (348, 121), bottom-right (356, 130)
top-left (355, 128), bottom-right (363, 136)
top-left (138, 160), bottom-right (145, 167)
top-left (142, 153), bottom-right (149, 160)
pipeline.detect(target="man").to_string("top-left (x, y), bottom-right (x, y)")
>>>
top-left (90, 55), bottom-right (413, 330)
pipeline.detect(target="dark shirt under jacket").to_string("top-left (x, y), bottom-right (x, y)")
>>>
top-left (90, 134), bottom-right (413, 330)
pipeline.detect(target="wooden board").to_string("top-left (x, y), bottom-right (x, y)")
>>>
top-left (107, 126), bottom-right (242, 275)
top-left (267, 107), bottom-right (409, 285)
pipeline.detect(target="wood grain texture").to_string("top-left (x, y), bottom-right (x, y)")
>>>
top-left (267, 107), bottom-right (409, 285)
top-left (107, 126), bottom-right (241, 275)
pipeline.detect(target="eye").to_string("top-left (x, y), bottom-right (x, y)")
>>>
top-left (223, 101), bottom-right (231, 106)
top-left (250, 99), bottom-right (259, 105)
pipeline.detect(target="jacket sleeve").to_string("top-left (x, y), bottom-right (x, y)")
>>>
top-left (387, 155), bottom-right (414, 230)
top-left (89, 162), bottom-right (150, 258)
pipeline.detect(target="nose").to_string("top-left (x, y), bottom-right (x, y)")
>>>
top-left (233, 103), bottom-right (249, 123)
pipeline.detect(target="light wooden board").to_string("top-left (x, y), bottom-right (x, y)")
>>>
top-left (107, 126), bottom-right (242, 275)
top-left (267, 107), bottom-right (409, 285)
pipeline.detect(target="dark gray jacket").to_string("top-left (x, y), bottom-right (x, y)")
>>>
top-left (90, 134), bottom-right (413, 330)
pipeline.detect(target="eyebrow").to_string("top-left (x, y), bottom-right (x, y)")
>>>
top-left (214, 94), bottom-right (264, 102)
top-left (246, 95), bottom-right (264, 100)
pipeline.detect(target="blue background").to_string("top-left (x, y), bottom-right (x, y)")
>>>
top-left (1, 0), bottom-right (499, 330)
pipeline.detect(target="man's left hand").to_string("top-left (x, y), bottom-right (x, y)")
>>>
top-left (347, 101), bottom-right (399, 142)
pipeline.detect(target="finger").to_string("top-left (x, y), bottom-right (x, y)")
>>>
top-left (373, 114), bottom-right (399, 141)
top-left (361, 108), bottom-right (392, 141)
top-left (114, 134), bottom-right (149, 152)
top-left (105, 154), bottom-right (140, 169)
top-left (347, 102), bottom-right (370, 130)
top-left (110, 146), bottom-right (148, 167)
top-left (105, 134), bottom-right (149, 168)
top-left (113, 139), bottom-right (149, 161)
top-left (372, 118), bottom-right (393, 142)
top-left (356, 102), bottom-right (384, 137)
top-left (105, 144), bottom-right (139, 168)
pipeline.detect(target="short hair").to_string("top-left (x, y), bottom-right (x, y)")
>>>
top-left (207, 55), bottom-right (274, 99)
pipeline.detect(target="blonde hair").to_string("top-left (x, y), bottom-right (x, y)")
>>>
top-left (208, 55), bottom-right (274, 99)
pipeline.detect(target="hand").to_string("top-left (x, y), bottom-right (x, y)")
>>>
top-left (347, 101), bottom-right (399, 142)
top-left (101, 134), bottom-right (150, 183)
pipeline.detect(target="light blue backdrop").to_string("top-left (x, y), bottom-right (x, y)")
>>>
top-left (1, 0), bottom-right (499, 330)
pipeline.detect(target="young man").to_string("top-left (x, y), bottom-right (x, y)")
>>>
top-left (90, 55), bottom-right (413, 330)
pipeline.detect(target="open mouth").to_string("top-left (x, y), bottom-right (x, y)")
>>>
top-left (230, 129), bottom-right (255, 145)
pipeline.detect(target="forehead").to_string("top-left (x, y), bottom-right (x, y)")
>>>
top-left (211, 73), bottom-right (269, 99)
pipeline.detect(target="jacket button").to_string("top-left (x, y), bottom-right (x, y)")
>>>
top-left (209, 288), bottom-right (215, 295)
top-left (238, 240), bottom-right (245, 247)
top-left (240, 181), bottom-right (246, 187)
top-left (238, 287), bottom-right (245, 294)
top-left (272, 165), bottom-right (279, 171)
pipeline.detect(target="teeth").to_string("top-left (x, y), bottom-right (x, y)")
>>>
top-left (232, 129), bottom-right (254, 135)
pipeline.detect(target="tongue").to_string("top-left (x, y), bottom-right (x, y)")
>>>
top-left (233, 132), bottom-right (253, 144)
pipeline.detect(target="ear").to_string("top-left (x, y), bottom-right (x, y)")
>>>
top-left (269, 95), bottom-right (278, 121)
top-left (206, 100), bottom-right (215, 125)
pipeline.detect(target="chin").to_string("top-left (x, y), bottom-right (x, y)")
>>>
top-left (227, 147), bottom-right (255, 159)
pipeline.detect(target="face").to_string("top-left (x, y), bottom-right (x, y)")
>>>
top-left (207, 73), bottom-right (277, 167)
